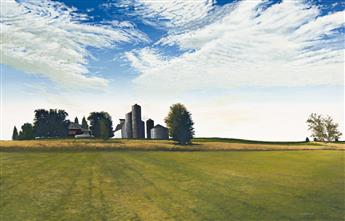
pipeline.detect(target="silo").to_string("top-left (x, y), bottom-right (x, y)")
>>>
top-left (146, 119), bottom-right (154, 139)
top-left (140, 120), bottom-right (145, 139)
top-left (119, 119), bottom-right (125, 138)
top-left (131, 104), bottom-right (141, 139)
top-left (124, 112), bottom-right (132, 138)
top-left (151, 125), bottom-right (169, 140)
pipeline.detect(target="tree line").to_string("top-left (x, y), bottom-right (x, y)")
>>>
top-left (12, 109), bottom-right (114, 140)
top-left (12, 103), bottom-right (195, 144)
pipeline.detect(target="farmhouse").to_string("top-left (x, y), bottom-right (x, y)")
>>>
top-left (68, 122), bottom-right (91, 138)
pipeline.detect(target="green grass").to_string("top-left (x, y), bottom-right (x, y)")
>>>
top-left (1, 150), bottom-right (344, 220)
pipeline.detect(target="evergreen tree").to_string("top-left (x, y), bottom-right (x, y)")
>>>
top-left (165, 103), bottom-right (194, 145)
top-left (74, 117), bottom-right (79, 124)
top-left (12, 126), bottom-right (18, 140)
top-left (81, 117), bottom-right (89, 129)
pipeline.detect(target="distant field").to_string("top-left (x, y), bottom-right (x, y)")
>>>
top-left (0, 138), bottom-right (344, 151)
top-left (1, 150), bottom-right (344, 220)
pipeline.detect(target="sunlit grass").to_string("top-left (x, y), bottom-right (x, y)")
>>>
top-left (1, 150), bottom-right (344, 220)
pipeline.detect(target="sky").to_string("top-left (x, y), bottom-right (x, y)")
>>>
top-left (1, 0), bottom-right (344, 140)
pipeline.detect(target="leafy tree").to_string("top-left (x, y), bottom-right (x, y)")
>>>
top-left (74, 117), bottom-right (79, 124)
top-left (18, 123), bottom-right (35, 140)
top-left (87, 112), bottom-right (113, 138)
top-left (33, 109), bottom-right (49, 137)
top-left (307, 113), bottom-right (342, 142)
top-left (33, 109), bottom-right (69, 138)
top-left (165, 103), bottom-right (194, 145)
top-left (323, 116), bottom-right (342, 142)
top-left (99, 119), bottom-right (109, 140)
top-left (12, 126), bottom-right (18, 140)
top-left (81, 117), bottom-right (89, 129)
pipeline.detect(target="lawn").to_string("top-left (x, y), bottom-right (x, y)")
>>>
top-left (1, 149), bottom-right (344, 220)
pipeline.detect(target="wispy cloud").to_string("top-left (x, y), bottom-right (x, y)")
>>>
top-left (115, 0), bottom-right (215, 29)
top-left (0, 0), bottom-right (148, 89)
top-left (126, 0), bottom-right (344, 93)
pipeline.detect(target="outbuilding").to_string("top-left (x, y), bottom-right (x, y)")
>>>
top-left (150, 124), bottom-right (169, 140)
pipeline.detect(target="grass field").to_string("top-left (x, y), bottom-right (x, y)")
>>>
top-left (0, 138), bottom-right (344, 151)
top-left (1, 142), bottom-right (344, 220)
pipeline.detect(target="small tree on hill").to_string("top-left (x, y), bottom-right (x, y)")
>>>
top-left (165, 103), bottom-right (194, 145)
top-left (81, 117), bottom-right (89, 129)
top-left (12, 126), bottom-right (18, 140)
top-left (307, 113), bottom-right (342, 142)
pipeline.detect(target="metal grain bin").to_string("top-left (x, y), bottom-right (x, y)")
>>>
top-left (151, 124), bottom-right (169, 140)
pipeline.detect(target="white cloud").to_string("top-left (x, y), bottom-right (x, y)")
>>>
top-left (0, 0), bottom-right (148, 89)
top-left (115, 0), bottom-right (215, 29)
top-left (126, 0), bottom-right (344, 93)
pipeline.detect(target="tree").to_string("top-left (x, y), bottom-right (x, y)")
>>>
top-left (323, 116), bottom-right (342, 142)
top-left (305, 137), bottom-right (309, 142)
top-left (74, 117), bottom-right (79, 124)
top-left (87, 112), bottom-right (113, 138)
top-left (99, 119), bottom-right (110, 140)
top-left (81, 117), bottom-right (89, 129)
top-left (18, 123), bottom-right (35, 140)
top-left (33, 109), bottom-right (49, 137)
top-left (307, 113), bottom-right (342, 142)
top-left (165, 103), bottom-right (194, 145)
top-left (12, 126), bottom-right (18, 140)
top-left (33, 109), bottom-right (69, 138)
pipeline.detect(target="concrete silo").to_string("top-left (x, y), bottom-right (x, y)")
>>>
top-left (151, 124), bottom-right (169, 140)
top-left (119, 119), bottom-right (125, 138)
top-left (140, 120), bottom-right (145, 139)
top-left (124, 112), bottom-right (133, 138)
top-left (131, 104), bottom-right (142, 139)
top-left (146, 119), bottom-right (154, 139)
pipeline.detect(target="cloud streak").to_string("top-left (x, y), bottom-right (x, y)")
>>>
top-left (1, 0), bottom-right (148, 89)
top-left (126, 0), bottom-right (344, 93)
top-left (114, 0), bottom-right (215, 30)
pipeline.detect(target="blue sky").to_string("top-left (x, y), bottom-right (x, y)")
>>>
top-left (1, 0), bottom-right (344, 140)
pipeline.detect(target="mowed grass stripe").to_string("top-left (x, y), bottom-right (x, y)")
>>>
top-left (1, 151), bottom-right (344, 221)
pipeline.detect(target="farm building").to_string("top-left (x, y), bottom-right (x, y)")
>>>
top-left (151, 124), bottom-right (169, 140)
top-left (68, 122), bottom-right (91, 138)
top-left (115, 104), bottom-right (169, 140)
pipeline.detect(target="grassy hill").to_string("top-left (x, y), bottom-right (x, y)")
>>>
top-left (0, 139), bottom-right (344, 220)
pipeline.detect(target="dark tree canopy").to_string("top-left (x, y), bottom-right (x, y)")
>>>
top-left (81, 117), bottom-right (89, 129)
top-left (33, 109), bottom-right (69, 138)
top-left (99, 119), bottom-right (110, 140)
top-left (18, 123), bottom-right (35, 140)
top-left (87, 112), bottom-right (113, 139)
top-left (12, 126), bottom-right (18, 140)
top-left (74, 117), bottom-right (79, 124)
top-left (165, 103), bottom-right (194, 145)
